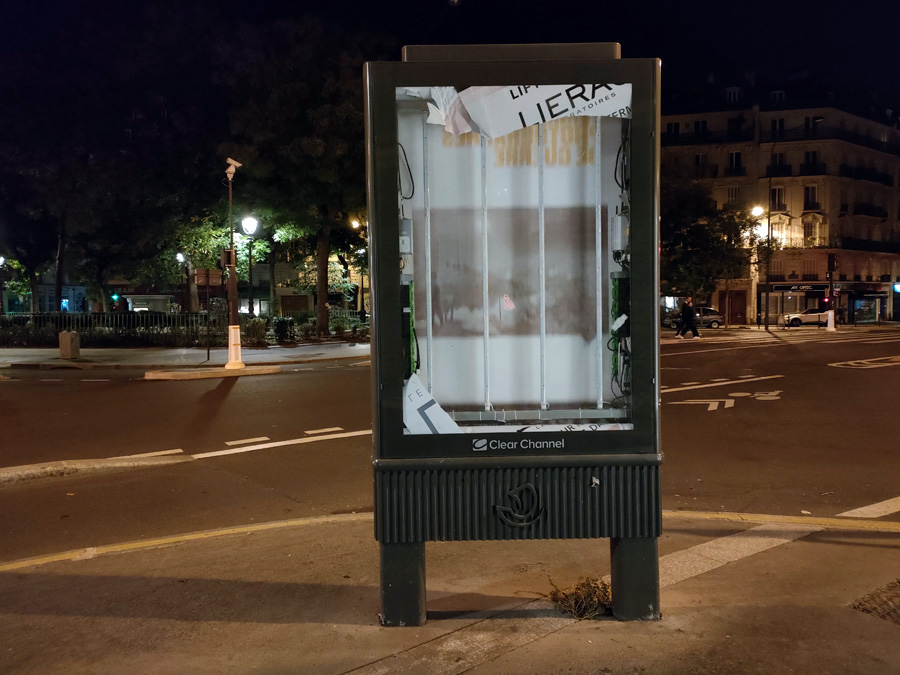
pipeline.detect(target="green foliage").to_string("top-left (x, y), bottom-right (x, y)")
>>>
top-left (243, 317), bottom-right (268, 347)
top-left (659, 176), bottom-right (760, 299)
top-left (292, 261), bottom-right (357, 299)
top-left (272, 316), bottom-right (294, 342)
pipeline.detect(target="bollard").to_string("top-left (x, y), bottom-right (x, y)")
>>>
top-left (58, 331), bottom-right (81, 359)
top-left (826, 309), bottom-right (837, 332)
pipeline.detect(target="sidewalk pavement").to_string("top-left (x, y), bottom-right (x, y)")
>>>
top-left (1, 511), bottom-right (897, 674)
top-left (0, 342), bottom-right (371, 371)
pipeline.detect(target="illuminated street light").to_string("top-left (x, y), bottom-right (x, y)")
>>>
top-left (751, 206), bottom-right (764, 218)
top-left (241, 217), bottom-right (259, 317)
top-left (351, 220), bottom-right (361, 229)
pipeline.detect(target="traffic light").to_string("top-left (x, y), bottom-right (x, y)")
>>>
top-left (827, 253), bottom-right (838, 272)
top-left (111, 294), bottom-right (120, 302)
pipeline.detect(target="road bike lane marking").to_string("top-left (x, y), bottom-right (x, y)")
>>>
top-left (305, 427), bottom-right (344, 435)
top-left (115, 449), bottom-right (184, 458)
top-left (224, 437), bottom-right (270, 446)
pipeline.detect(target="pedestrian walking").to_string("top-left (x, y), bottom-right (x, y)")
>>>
top-left (675, 296), bottom-right (700, 339)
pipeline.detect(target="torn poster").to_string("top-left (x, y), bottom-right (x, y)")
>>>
top-left (406, 84), bottom-right (632, 139)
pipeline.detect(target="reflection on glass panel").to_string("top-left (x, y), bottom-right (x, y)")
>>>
top-left (397, 84), bottom-right (633, 436)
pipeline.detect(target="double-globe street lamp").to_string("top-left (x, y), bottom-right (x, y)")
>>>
top-left (224, 158), bottom-right (244, 369)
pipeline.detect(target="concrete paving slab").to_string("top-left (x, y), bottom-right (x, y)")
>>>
top-left (1, 514), bottom-right (897, 674)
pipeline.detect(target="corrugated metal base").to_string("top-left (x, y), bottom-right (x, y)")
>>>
top-left (375, 465), bottom-right (661, 543)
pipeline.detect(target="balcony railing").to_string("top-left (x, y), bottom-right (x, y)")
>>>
top-left (694, 164), bottom-right (719, 179)
top-left (803, 201), bottom-right (821, 211)
top-left (766, 164), bottom-right (792, 177)
top-left (853, 202), bottom-right (888, 218)
top-left (724, 166), bottom-right (746, 176)
top-left (661, 128), bottom-right (755, 146)
top-left (801, 274), bottom-right (820, 281)
top-left (770, 202), bottom-right (788, 212)
top-left (761, 127), bottom-right (900, 158)
top-left (840, 164), bottom-right (894, 186)
top-left (781, 236), bottom-right (837, 249)
top-left (799, 162), bottom-right (827, 176)
top-left (840, 237), bottom-right (900, 253)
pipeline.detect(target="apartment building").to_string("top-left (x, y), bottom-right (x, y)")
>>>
top-left (662, 76), bottom-right (900, 324)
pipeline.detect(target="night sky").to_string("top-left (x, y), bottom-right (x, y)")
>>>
top-left (2, 0), bottom-right (898, 90)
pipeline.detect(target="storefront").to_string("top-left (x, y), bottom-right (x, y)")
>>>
top-left (758, 281), bottom-right (892, 324)
top-left (757, 282), bottom-right (834, 323)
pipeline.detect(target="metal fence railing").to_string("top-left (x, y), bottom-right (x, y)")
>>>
top-left (0, 312), bottom-right (230, 348)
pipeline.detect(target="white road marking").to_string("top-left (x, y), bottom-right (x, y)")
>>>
top-left (710, 378), bottom-right (729, 381)
top-left (661, 375), bottom-right (784, 394)
top-left (838, 496), bottom-right (900, 519)
top-left (350, 360), bottom-right (371, 367)
top-left (305, 427), bottom-right (344, 435)
top-left (670, 398), bottom-right (735, 411)
top-left (191, 429), bottom-right (370, 459)
top-left (224, 436), bottom-right (270, 446)
top-left (679, 381), bottom-right (701, 386)
top-left (116, 449), bottom-right (184, 458)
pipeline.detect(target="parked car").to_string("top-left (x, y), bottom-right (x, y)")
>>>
top-left (783, 308), bottom-right (830, 327)
top-left (695, 307), bottom-right (724, 328)
top-left (663, 306), bottom-right (725, 329)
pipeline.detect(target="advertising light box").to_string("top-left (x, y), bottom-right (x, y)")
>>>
top-left (366, 57), bottom-right (660, 460)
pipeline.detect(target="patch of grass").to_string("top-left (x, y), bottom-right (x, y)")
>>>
top-left (549, 576), bottom-right (612, 620)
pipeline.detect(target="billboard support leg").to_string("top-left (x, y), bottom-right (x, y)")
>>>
top-left (380, 541), bottom-right (426, 626)
top-left (609, 536), bottom-right (660, 621)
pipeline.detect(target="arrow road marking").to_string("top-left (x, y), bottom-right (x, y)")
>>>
top-left (828, 356), bottom-right (900, 369)
top-left (670, 399), bottom-right (735, 411)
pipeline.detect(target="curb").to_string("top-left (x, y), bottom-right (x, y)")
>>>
top-left (144, 365), bottom-right (283, 380)
top-left (0, 456), bottom-right (194, 485)
top-left (2, 352), bottom-right (370, 371)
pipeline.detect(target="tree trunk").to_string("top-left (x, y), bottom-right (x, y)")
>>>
top-left (96, 270), bottom-right (108, 313)
top-left (315, 225), bottom-right (331, 336)
top-left (0, 276), bottom-right (5, 315)
top-left (724, 278), bottom-right (731, 328)
top-left (54, 216), bottom-right (66, 311)
top-left (187, 260), bottom-right (200, 312)
top-left (269, 256), bottom-right (278, 317)
top-left (29, 273), bottom-right (40, 313)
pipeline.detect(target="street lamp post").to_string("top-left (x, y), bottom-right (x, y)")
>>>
top-left (0, 256), bottom-right (6, 316)
top-left (175, 252), bottom-right (188, 313)
top-left (241, 216), bottom-right (259, 318)
top-left (224, 158), bottom-right (244, 369)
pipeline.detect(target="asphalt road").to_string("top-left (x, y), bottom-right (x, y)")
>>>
top-left (1, 327), bottom-right (899, 564)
